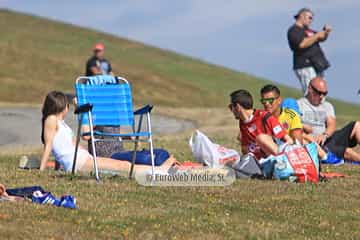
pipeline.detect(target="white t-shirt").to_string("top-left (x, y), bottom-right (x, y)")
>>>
top-left (297, 97), bottom-right (335, 135)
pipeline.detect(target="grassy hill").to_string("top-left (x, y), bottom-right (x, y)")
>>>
top-left (0, 9), bottom-right (359, 117)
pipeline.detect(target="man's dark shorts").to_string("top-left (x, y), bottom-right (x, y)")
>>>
top-left (324, 121), bottom-right (357, 158)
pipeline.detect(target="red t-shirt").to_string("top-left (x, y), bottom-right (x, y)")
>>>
top-left (239, 109), bottom-right (287, 159)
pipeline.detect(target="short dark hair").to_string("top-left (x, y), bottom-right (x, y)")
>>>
top-left (294, 8), bottom-right (313, 19)
top-left (230, 89), bottom-right (253, 109)
top-left (260, 84), bottom-right (280, 96)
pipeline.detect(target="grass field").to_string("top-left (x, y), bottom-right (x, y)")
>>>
top-left (1, 108), bottom-right (360, 239)
top-left (1, 156), bottom-right (360, 240)
top-left (1, 9), bottom-right (360, 240)
top-left (1, 141), bottom-right (360, 240)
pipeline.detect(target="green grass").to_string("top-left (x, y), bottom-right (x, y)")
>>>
top-left (1, 137), bottom-right (360, 240)
top-left (0, 9), bottom-right (359, 116)
top-left (1, 108), bottom-right (360, 239)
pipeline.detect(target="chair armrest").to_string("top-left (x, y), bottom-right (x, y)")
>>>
top-left (134, 104), bottom-right (153, 115)
top-left (74, 103), bottom-right (93, 114)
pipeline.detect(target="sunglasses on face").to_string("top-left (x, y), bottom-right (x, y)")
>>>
top-left (260, 97), bottom-right (278, 105)
top-left (310, 84), bottom-right (328, 96)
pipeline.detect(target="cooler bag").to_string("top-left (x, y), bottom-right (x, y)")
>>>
top-left (261, 143), bottom-right (319, 183)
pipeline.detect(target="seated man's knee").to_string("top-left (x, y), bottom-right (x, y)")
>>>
top-left (344, 147), bottom-right (360, 162)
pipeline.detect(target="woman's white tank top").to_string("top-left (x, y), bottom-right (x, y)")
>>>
top-left (52, 120), bottom-right (74, 159)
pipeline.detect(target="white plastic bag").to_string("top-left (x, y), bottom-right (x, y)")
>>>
top-left (189, 130), bottom-right (240, 168)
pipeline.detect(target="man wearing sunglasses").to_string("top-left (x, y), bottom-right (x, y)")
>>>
top-left (298, 77), bottom-right (360, 163)
top-left (260, 85), bottom-right (303, 143)
top-left (261, 84), bottom-right (329, 160)
top-left (287, 8), bottom-right (332, 95)
top-left (229, 89), bottom-right (293, 160)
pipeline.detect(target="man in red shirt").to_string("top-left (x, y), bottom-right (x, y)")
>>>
top-left (229, 89), bottom-right (293, 160)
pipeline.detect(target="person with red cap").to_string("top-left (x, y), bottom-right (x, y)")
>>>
top-left (85, 43), bottom-right (113, 76)
top-left (84, 43), bottom-right (121, 158)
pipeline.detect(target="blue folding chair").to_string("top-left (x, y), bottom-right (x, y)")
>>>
top-left (72, 75), bottom-right (155, 181)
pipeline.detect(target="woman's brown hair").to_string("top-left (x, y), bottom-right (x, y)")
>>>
top-left (41, 91), bottom-right (68, 144)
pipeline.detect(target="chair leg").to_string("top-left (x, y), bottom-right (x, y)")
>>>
top-left (88, 111), bottom-right (100, 182)
top-left (149, 137), bottom-right (155, 179)
top-left (129, 141), bottom-right (138, 179)
top-left (147, 112), bottom-right (155, 179)
top-left (129, 114), bottom-right (143, 179)
top-left (91, 138), bottom-right (100, 182)
top-left (72, 115), bottom-right (83, 174)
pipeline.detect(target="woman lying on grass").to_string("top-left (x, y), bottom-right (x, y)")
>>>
top-left (40, 91), bottom-right (175, 173)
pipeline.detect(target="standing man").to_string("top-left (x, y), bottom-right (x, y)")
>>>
top-left (84, 43), bottom-right (121, 157)
top-left (298, 77), bottom-right (360, 163)
top-left (85, 43), bottom-right (113, 76)
top-left (287, 8), bottom-right (332, 95)
top-left (229, 89), bottom-right (293, 160)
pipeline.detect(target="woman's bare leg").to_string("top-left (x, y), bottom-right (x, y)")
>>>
top-left (79, 156), bottom-right (177, 173)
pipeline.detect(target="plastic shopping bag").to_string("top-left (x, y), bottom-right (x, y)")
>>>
top-left (189, 130), bottom-right (240, 168)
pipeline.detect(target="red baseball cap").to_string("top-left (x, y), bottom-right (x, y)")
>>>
top-left (93, 43), bottom-right (105, 51)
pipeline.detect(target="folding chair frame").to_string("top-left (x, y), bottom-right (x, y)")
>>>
top-left (72, 76), bottom-right (155, 182)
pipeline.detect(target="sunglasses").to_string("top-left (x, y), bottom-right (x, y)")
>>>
top-left (310, 84), bottom-right (328, 96)
top-left (260, 97), bottom-right (278, 105)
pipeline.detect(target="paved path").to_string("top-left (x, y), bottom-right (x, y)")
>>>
top-left (0, 107), bottom-right (194, 150)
